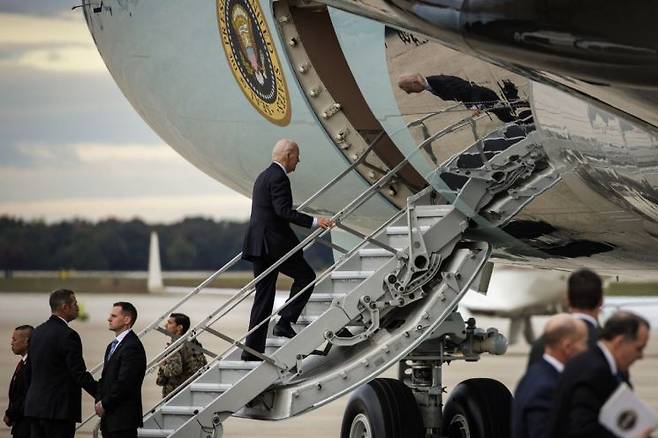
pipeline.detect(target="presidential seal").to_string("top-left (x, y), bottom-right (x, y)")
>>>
top-left (217, 0), bottom-right (291, 126)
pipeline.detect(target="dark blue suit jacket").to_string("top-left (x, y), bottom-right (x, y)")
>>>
top-left (513, 358), bottom-right (560, 438)
top-left (96, 330), bottom-right (146, 433)
top-left (242, 163), bottom-right (313, 261)
top-left (24, 315), bottom-right (97, 422)
top-left (548, 347), bottom-right (619, 438)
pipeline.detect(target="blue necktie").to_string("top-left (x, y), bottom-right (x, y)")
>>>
top-left (107, 339), bottom-right (119, 360)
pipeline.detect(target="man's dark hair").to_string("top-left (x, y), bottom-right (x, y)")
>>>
top-left (49, 289), bottom-right (75, 312)
top-left (14, 325), bottom-right (33, 344)
top-left (568, 269), bottom-right (603, 310)
top-left (600, 311), bottom-right (650, 341)
top-left (170, 313), bottom-right (191, 334)
top-left (113, 302), bottom-right (138, 327)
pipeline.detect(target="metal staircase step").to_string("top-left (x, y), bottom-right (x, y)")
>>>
top-left (214, 360), bottom-right (260, 384)
top-left (386, 225), bottom-right (430, 246)
top-left (413, 205), bottom-right (453, 217)
top-left (330, 270), bottom-right (374, 279)
top-left (161, 405), bottom-right (202, 415)
top-left (302, 293), bottom-right (344, 317)
top-left (190, 382), bottom-right (232, 393)
top-left (356, 248), bottom-right (396, 270)
top-left (357, 248), bottom-right (397, 257)
top-left (326, 270), bottom-right (373, 293)
top-left (386, 226), bottom-right (430, 235)
top-left (138, 429), bottom-right (175, 437)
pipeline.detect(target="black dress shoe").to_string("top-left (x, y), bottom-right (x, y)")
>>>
top-left (240, 351), bottom-right (263, 362)
top-left (273, 322), bottom-right (297, 339)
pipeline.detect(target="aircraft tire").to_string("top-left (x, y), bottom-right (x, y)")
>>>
top-left (441, 378), bottom-right (512, 438)
top-left (340, 378), bottom-right (424, 438)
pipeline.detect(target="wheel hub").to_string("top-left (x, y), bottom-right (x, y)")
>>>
top-left (349, 413), bottom-right (373, 438)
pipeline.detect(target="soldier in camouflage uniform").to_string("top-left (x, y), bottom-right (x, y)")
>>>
top-left (156, 313), bottom-right (207, 397)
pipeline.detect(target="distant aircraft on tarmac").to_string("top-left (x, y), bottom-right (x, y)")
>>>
top-left (80, 1), bottom-right (658, 437)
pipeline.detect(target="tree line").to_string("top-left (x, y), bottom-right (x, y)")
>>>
top-left (0, 216), bottom-right (332, 271)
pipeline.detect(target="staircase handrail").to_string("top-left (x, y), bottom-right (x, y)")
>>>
top-left (77, 109), bottom-right (490, 430)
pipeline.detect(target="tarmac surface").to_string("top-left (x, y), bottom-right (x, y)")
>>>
top-left (1, 291), bottom-right (657, 438)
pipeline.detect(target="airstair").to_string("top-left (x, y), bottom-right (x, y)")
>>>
top-left (80, 109), bottom-right (558, 438)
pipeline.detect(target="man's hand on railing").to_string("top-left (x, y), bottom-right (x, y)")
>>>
top-left (316, 217), bottom-right (334, 229)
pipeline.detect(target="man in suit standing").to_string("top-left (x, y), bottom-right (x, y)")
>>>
top-left (512, 314), bottom-right (588, 438)
top-left (241, 139), bottom-right (333, 361)
top-left (549, 311), bottom-right (651, 438)
top-left (24, 289), bottom-right (97, 438)
top-left (528, 268), bottom-right (603, 367)
top-left (95, 302), bottom-right (146, 438)
top-left (4, 325), bottom-right (33, 438)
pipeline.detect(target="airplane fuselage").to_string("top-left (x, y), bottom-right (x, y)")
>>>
top-left (82, 0), bottom-right (658, 276)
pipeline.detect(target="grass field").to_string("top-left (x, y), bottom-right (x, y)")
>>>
top-left (0, 272), bottom-right (293, 294)
top-left (1, 272), bottom-right (657, 296)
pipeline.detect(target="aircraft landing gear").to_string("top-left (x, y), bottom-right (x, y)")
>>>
top-left (340, 378), bottom-right (424, 438)
top-left (340, 315), bottom-right (511, 438)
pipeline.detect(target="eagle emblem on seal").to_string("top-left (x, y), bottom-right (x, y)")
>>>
top-left (217, 0), bottom-right (291, 126)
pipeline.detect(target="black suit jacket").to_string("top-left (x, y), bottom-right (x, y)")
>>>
top-left (426, 75), bottom-right (516, 123)
top-left (96, 330), bottom-right (146, 433)
top-left (242, 163), bottom-right (314, 261)
top-left (548, 347), bottom-right (620, 438)
top-left (24, 315), bottom-right (97, 422)
top-left (527, 318), bottom-right (598, 368)
top-left (513, 358), bottom-right (560, 438)
top-left (6, 358), bottom-right (29, 437)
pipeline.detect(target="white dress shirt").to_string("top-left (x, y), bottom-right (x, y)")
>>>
top-left (597, 341), bottom-right (618, 376)
top-left (572, 312), bottom-right (599, 328)
top-left (543, 353), bottom-right (565, 373)
top-left (112, 328), bottom-right (132, 348)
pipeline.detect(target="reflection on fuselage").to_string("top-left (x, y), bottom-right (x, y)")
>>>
top-left (384, 28), bottom-right (532, 169)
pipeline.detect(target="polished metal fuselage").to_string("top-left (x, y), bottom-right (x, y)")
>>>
top-left (82, 0), bottom-right (658, 276)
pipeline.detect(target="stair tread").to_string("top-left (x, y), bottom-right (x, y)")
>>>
top-left (307, 292), bottom-right (344, 301)
top-left (217, 360), bottom-right (261, 370)
top-left (330, 270), bottom-right (373, 279)
top-left (189, 382), bottom-right (232, 392)
top-left (138, 429), bottom-right (175, 437)
top-left (357, 248), bottom-right (398, 257)
top-left (161, 405), bottom-right (202, 415)
top-left (386, 225), bottom-right (430, 234)
top-left (412, 205), bottom-right (453, 216)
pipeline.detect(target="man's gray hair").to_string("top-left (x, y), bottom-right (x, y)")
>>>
top-left (272, 138), bottom-right (298, 161)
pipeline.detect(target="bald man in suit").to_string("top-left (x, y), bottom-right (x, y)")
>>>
top-left (241, 139), bottom-right (333, 360)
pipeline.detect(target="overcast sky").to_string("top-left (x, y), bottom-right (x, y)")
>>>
top-left (0, 1), bottom-right (250, 224)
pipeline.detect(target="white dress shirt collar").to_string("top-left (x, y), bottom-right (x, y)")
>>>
top-left (56, 315), bottom-right (69, 325)
top-left (572, 312), bottom-right (598, 328)
top-left (542, 353), bottom-right (565, 373)
top-left (597, 341), bottom-right (618, 376)
top-left (273, 161), bottom-right (288, 175)
top-left (21, 354), bottom-right (27, 364)
top-left (113, 328), bottom-right (132, 346)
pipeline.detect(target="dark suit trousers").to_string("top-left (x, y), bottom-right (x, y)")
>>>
top-left (30, 418), bottom-right (75, 438)
top-left (245, 251), bottom-right (316, 353)
top-left (11, 418), bottom-right (30, 438)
